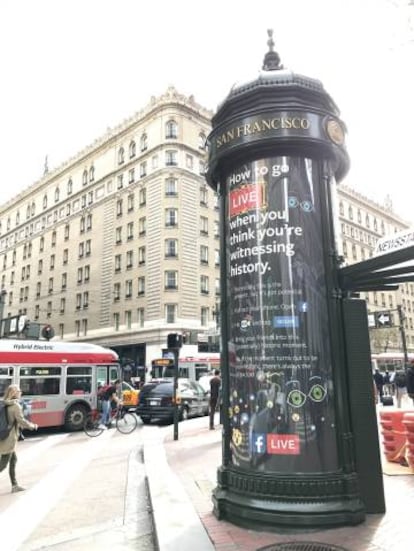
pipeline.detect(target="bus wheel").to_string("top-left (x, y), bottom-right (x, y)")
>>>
top-left (64, 404), bottom-right (88, 431)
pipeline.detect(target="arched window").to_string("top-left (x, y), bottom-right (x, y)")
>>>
top-left (140, 134), bottom-right (147, 152)
top-left (89, 166), bottom-right (95, 182)
top-left (31, 202), bottom-right (35, 216)
top-left (67, 178), bottom-right (73, 195)
top-left (82, 170), bottom-right (88, 186)
top-left (15, 211), bottom-right (20, 225)
top-left (348, 206), bottom-right (353, 220)
top-left (129, 140), bottom-right (136, 158)
top-left (357, 209), bottom-right (361, 223)
top-left (165, 120), bottom-right (177, 139)
top-left (26, 205), bottom-right (31, 220)
top-left (118, 147), bottom-right (125, 165)
top-left (373, 218), bottom-right (378, 232)
top-left (198, 132), bottom-right (206, 149)
top-left (55, 187), bottom-right (60, 203)
top-left (43, 194), bottom-right (48, 209)
top-left (339, 201), bottom-right (344, 216)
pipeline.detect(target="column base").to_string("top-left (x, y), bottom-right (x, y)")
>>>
top-left (212, 466), bottom-right (365, 530)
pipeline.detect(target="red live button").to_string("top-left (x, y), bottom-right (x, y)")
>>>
top-left (267, 433), bottom-right (300, 455)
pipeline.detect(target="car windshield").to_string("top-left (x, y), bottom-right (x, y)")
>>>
top-left (141, 381), bottom-right (173, 395)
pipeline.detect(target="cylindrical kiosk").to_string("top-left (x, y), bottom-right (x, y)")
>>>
top-left (206, 32), bottom-right (365, 529)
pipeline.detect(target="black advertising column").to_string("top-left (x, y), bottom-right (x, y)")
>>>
top-left (206, 32), bottom-right (365, 528)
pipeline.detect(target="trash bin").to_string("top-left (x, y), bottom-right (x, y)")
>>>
top-left (379, 410), bottom-right (407, 463)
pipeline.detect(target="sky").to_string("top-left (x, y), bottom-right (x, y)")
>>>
top-left (1, 0), bottom-right (414, 222)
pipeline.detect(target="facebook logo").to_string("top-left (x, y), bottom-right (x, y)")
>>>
top-left (252, 433), bottom-right (266, 454)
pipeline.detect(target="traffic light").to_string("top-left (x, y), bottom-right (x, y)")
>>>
top-left (167, 333), bottom-right (182, 348)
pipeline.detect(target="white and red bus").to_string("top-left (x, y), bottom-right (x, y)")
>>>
top-left (0, 339), bottom-right (121, 431)
top-left (371, 352), bottom-right (414, 374)
top-left (150, 353), bottom-right (220, 381)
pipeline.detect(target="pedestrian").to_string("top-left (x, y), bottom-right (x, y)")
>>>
top-left (406, 363), bottom-right (414, 406)
top-left (394, 369), bottom-right (407, 408)
top-left (99, 379), bottom-right (122, 429)
top-left (209, 370), bottom-right (221, 430)
top-left (373, 368), bottom-right (384, 403)
top-left (0, 384), bottom-right (38, 493)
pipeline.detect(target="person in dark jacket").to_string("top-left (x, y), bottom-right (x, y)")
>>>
top-left (373, 368), bottom-right (384, 403)
top-left (209, 370), bottom-right (221, 430)
top-left (406, 363), bottom-right (414, 406)
top-left (0, 384), bottom-right (38, 493)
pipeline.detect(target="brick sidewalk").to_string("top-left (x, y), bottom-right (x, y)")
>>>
top-left (164, 419), bottom-right (414, 551)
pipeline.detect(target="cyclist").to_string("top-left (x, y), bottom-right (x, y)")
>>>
top-left (99, 380), bottom-right (122, 429)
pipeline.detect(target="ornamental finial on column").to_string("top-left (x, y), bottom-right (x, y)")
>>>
top-left (262, 29), bottom-right (283, 71)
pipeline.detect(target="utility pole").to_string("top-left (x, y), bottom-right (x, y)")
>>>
top-left (397, 304), bottom-right (409, 365)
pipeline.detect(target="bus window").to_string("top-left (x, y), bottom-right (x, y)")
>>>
top-left (0, 367), bottom-right (13, 395)
top-left (20, 367), bottom-right (61, 396)
top-left (66, 366), bottom-right (92, 394)
top-left (178, 367), bottom-right (189, 378)
top-left (110, 366), bottom-right (119, 382)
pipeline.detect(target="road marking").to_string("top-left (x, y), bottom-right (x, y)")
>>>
top-left (0, 430), bottom-right (116, 551)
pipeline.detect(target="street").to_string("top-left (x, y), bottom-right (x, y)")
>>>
top-left (0, 420), bottom-right (156, 551)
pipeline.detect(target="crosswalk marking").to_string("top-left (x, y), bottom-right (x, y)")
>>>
top-left (0, 430), bottom-right (117, 551)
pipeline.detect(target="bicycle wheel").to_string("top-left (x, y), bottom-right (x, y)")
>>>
top-left (116, 411), bottom-right (138, 434)
top-left (84, 413), bottom-right (104, 437)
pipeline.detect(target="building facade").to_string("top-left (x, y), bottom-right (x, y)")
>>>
top-left (0, 87), bottom-right (220, 372)
top-left (337, 184), bottom-right (413, 353)
top-left (0, 88), bottom-right (411, 371)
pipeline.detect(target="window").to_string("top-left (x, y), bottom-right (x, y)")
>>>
top-left (215, 278), bottom-right (221, 296)
top-left (80, 217), bottom-right (85, 233)
top-left (36, 282), bottom-right (41, 298)
top-left (78, 242), bottom-right (84, 258)
top-left (89, 166), bottom-right (95, 182)
top-left (67, 179), bottom-right (73, 195)
top-left (128, 169), bottom-right (135, 184)
top-left (140, 162), bottom-right (147, 178)
top-left (86, 213), bottom-right (92, 230)
top-left (186, 154), bottom-right (193, 169)
top-left (129, 140), bottom-right (136, 158)
top-left (117, 174), bottom-right (124, 190)
top-left (63, 249), bottom-right (68, 265)
top-left (51, 231), bottom-right (57, 247)
top-left (139, 217), bottom-right (146, 235)
top-left (83, 291), bottom-right (89, 309)
top-left (138, 277), bottom-right (145, 296)
top-left (114, 283), bottom-right (121, 301)
top-left (84, 265), bottom-right (90, 282)
top-left (199, 160), bottom-right (206, 175)
top-left (50, 254), bottom-right (55, 270)
top-left (125, 310), bottom-right (132, 329)
top-left (165, 208), bottom-right (178, 227)
top-left (199, 132), bottom-right (207, 149)
top-left (48, 277), bottom-right (54, 294)
top-left (66, 366), bottom-right (92, 394)
top-left (165, 120), bottom-right (177, 139)
top-left (138, 246), bottom-right (146, 265)
top-left (200, 186), bottom-right (208, 206)
top-left (61, 273), bottom-right (67, 289)
top-left (357, 209), bottom-right (361, 224)
top-left (201, 307), bottom-right (209, 326)
top-left (200, 275), bottom-right (209, 294)
top-left (126, 250), bottom-right (133, 269)
top-left (54, 187), bottom-right (60, 203)
top-left (116, 199), bottom-right (123, 217)
top-left (38, 259), bottom-right (43, 275)
top-left (115, 226), bottom-right (122, 244)
top-left (165, 303), bottom-right (177, 323)
top-left (43, 194), bottom-right (48, 209)
top-left (125, 280), bottom-right (132, 298)
top-left (165, 150), bottom-right (177, 166)
top-left (115, 254), bottom-right (122, 272)
top-left (118, 147), bottom-right (125, 165)
top-left (140, 134), bottom-right (147, 152)
top-left (339, 202), bottom-right (344, 216)
top-left (39, 236), bottom-right (45, 252)
top-left (137, 308), bottom-right (144, 327)
top-left (60, 297), bottom-right (66, 313)
top-left (127, 221), bottom-right (134, 240)
top-left (348, 206), bottom-right (353, 220)
top-left (215, 249), bottom-right (220, 266)
top-left (82, 170), bottom-right (88, 186)
top-left (75, 320), bottom-right (80, 337)
top-left (165, 271), bottom-right (178, 290)
top-left (139, 188), bottom-right (146, 206)
top-left (19, 367), bottom-right (61, 396)
top-left (64, 224), bottom-right (70, 241)
top-left (200, 216), bottom-right (208, 235)
top-left (165, 177), bottom-right (178, 196)
top-left (200, 245), bottom-right (209, 264)
top-left (165, 239), bottom-right (178, 257)
top-left (113, 313), bottom-right (120, 331)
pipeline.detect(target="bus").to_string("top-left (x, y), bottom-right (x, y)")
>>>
top-left (150, 353), bottom-right (220, 381)
top-left (371, 352), bottom-right (414, 374)
top-left (0, 339), bottom-right (121, 431)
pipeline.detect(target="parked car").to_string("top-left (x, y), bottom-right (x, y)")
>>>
top-left (136, 378), bottom-right (209, 424)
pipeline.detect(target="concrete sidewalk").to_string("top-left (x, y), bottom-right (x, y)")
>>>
top-left (144, 414), bottom-right (414, 551)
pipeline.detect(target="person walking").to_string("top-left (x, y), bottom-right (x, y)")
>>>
top-left (0, 384), bottom-right (38, 493)
top-left (394, 369), bottom-right (407, 408)
top-left (209, 370), bottom-right (221, 430)
top-left (373, 368), bottom-right (384, 403)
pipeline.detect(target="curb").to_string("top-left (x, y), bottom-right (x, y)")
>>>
top-left (143, 424), bottom-right (215, 551)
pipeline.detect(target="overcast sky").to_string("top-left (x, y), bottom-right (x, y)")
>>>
top-left (1, 0), bottom-right (413, 222)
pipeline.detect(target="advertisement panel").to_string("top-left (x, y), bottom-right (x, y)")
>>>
top-left (226, 156), bottom-right (338, 472)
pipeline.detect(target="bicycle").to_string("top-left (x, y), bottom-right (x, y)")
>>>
top-left (84, 404), bottom-right (138, 437)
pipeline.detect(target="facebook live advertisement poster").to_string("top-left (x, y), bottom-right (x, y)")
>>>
top-left (226, 156), bottom-right (338, 473)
